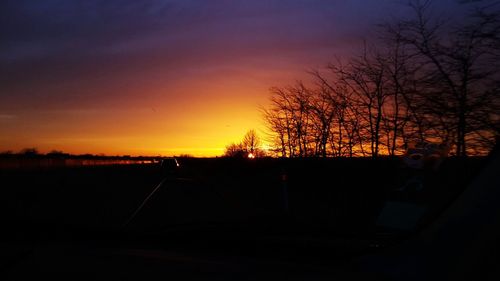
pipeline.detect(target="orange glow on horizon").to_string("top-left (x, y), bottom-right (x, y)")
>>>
top-left (0, 72), bottom-right (281, 157)
top-left (2, 1), bottom-right (477, 159)
top-left (0, 34), bottom-right (321, 157)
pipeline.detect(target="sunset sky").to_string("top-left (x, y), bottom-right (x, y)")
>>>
top-left (0, 0), bottom-right (467, 156)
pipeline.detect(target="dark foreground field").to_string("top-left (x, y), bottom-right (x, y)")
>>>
top-left (0, 157), bottom-right (484, 230)
top-left (0, 157), bottom-right (490, 280)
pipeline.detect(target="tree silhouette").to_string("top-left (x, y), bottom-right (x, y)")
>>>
top-left (262, 0), bottom-right (499, 157)
top-left (20, 148), bottom-right (39, 157)
top-left (224, 130), bottom-right (265, 158)
top-left (224, 142), bottom-right (245, 158)
top-left (389, 0), bottom-right (500, 156)
top-left (242, 129), bottom-right (261, 155)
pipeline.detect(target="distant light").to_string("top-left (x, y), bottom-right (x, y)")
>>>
top-left (248, 152), bottom-right (255, 159)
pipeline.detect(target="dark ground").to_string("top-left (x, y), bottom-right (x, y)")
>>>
top-left (0, 157), bottom-right (484, 231)
top-left (0, 157), bottom-right (487, 280)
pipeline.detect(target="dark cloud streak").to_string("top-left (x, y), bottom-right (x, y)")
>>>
top-left (1, 0), bottom-right (469, 107)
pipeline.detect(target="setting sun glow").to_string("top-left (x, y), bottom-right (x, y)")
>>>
top-left (0, 1), bottom-right (474, 157)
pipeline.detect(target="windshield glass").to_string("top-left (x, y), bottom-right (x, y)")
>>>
top-left (1, 0), bottom-right (499, 279)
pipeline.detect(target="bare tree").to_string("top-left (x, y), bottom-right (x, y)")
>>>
top-left (242, 129), bottom-right (261, 155)
top-left (394, 0), bottom-right (500, 155)
top-left (311, 69), bottom-right (364, 157)
top-left (267, 87), bottom-right (298, 157)
top-left (264, 84), bottom-right (314, 157)
top-left (224, 130), bottom-right (265, 158)
top-left (309, 85), bottom-right (336, 157)
top-left (262, 106), bottom-right (288, 157)
top-left (224, 142), bottom-right (245, 158)
top-left (262, 0), bottom-right (499, 158)
top-left (328, 46), bottom-right (390, 158)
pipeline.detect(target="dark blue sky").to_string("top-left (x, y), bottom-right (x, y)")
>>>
top-left (0, 0), bottom-right (468, 83)
top-left (0, 0), bottom-right (479, 155)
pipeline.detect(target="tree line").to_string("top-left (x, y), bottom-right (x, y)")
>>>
top-left (262, 0), bottom-right (499, 158)
top-left (0, 148), bottom-right (165, 160)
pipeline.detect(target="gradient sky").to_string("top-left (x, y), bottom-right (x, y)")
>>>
top-left (0, 0), bottom-right (470, 156)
